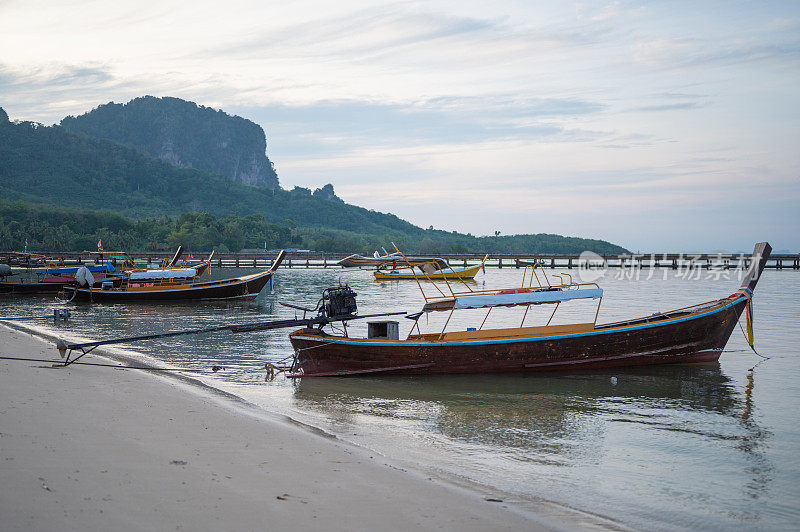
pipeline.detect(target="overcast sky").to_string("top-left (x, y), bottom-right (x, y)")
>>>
top-left (1, 0), bottom-right (798, 252)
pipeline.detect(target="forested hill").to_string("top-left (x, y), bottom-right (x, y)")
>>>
top-left (0, 105), bottom-right (628, 254)
top-left (61, 96), bottom-right (279, 189)
top-left (0, 113), bottom-right (415, 234)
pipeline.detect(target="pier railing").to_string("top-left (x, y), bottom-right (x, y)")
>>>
top-left (3, 251), bottom-right (798, 270)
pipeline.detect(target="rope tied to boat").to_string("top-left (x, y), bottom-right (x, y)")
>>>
top-left (736, 287), bottom-right (755, 348)
top-left (734, 287), bottom-right (769, 359)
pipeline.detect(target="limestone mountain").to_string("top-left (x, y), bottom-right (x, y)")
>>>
top-left (61, 96), bottom-right (279, 188)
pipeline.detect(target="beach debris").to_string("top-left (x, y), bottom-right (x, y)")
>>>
top-left (275, 494), bottom-right (308, 504)
top-left (485, 498), bottom-right (503, 502)
top-left (38, 477), bottom-right (51, 492)
top-left (170, 460), bottom-right (188, 466)
top-left (212, 365), bottom-right (224, 372)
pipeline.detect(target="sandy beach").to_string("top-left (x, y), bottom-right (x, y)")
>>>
top-left (0, 323), bottom-right (609, 531)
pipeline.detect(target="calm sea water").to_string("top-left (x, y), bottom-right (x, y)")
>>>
top-left (2, 266), bottom-right (798, 530)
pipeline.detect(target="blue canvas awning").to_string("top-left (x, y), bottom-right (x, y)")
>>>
top-left (423, 287), bottom-right (603, 311)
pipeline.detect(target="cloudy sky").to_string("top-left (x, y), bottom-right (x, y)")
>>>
top-left (1, 0), bottom-right (798, 252)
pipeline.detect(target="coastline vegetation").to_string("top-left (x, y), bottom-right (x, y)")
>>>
top-left (0, 198), bottom-right (628, 255)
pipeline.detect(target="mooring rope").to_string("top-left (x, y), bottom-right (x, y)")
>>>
top-left (737, 318), bottom-right (770, 359)
top-left (0, 354), bottom-right (211, 372)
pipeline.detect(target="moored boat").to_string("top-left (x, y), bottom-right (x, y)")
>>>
top-left (69, 250), bottom-right (285, 302)
top-left (287, 243), bottom-right (771, 377)
top-left (338, 250), bottom-right (450, 270)
top-left (374, 254), bottom-right (488, 281)
top-left (0, 257), bottom-right (115, 295)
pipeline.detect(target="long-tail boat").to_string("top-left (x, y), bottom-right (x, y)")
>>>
top-left (69, 250), bottom-right (285, 302)
top-left (286, 242), bottom-right (771, 377)
top-left (0, 255), bottom-right (115, 295)
top-left (338, 250), bottom-right (450, 269)
top-left (339, 247), bottom-right (488, 281)
top-left (1, 246), bottom-right (190, 295)
top-left (374, 254), bottom-right (489, 281)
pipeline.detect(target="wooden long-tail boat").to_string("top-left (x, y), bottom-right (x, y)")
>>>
top-left (286, 243), bottom-right (771, 377)
top-left (0, 256), bottom-right (115, 295)
top-left (374, 254), bottom-right (489, 281)
top-left (338, 250), bottom-right (450, 270)
top-left (70, 250), bottom-right (285, 302)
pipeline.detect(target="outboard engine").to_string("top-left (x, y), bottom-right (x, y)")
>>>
top-left (319, 285), bottom-right (358, 319)
top-left (0, 263), bottom-right (12, 278)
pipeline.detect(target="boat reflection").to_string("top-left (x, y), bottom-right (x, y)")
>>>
top-left (292, 364), bottom-right (772, 479)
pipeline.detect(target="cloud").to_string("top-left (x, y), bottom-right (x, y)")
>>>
top-left (631, 38), bottom-right (800, 69)
top-left (0, 63), bottom-right (126, 122)
top-left (632, 101), bottom-right (705, 112)
top-left (233, 95), bottom-right (603, 159)
top-left (211, 7), bottom-right (496, 61)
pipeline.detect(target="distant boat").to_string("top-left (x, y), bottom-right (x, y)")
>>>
top-left (339, 247), bottom-right (488, 281)
top-left (69, 250), bottom-right (285, 302)
top-left (374, 254), bottom-right (489, 281)
top-left (337, 250), bottom-right (449, 270)
top-left (286, 243), bottom-right (771, 377)
top-left (0, 256), bottom-right (115, 295)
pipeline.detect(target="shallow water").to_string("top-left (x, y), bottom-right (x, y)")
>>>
top-left (2, 266), bottom-right (798, 530)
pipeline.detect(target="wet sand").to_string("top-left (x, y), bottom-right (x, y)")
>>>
top-left (0, 323), bottom-right (625, 531)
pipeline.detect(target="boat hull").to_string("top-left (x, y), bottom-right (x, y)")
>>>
top-left (0, 280), bottom-right (73, 295)
top-left (289, 297), bottom-right (746, 376)
top-left (72, 270), bottom-right (274, 302)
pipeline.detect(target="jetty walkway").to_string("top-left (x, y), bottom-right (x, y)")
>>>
top-left (6, 251), bottom-right (798, 270)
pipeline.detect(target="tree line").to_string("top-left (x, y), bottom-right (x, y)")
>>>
top-left (0, 198), bottom-right (628, 255)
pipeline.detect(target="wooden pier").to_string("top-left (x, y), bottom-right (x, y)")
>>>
top-left (6, 251), bottom-right (798, 270)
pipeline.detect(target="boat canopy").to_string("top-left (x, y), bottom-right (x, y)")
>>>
top-left (129, 268), bottom-right (197, 280)
top-left (46, 262), bottom-right (115, 275)
top-left (422, 287), bottom-right (603, 312)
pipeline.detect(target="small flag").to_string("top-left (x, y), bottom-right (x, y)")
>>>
top-left (97, 238), bottom-right (103, 251)
top-left (25, 238), bottom-right (28, 247)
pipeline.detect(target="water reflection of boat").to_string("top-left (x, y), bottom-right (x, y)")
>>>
top-left (290, 365), bottom-right (745, 456)
top-left (289, 243), bottom-right (771, 376)
top-left (291, 362), bottom-right (773, 506)
top-left (293, 365), bottom-right (739, 418)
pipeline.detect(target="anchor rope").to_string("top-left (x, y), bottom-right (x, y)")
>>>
top-left (737, 318), bottom-right (770, 359)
